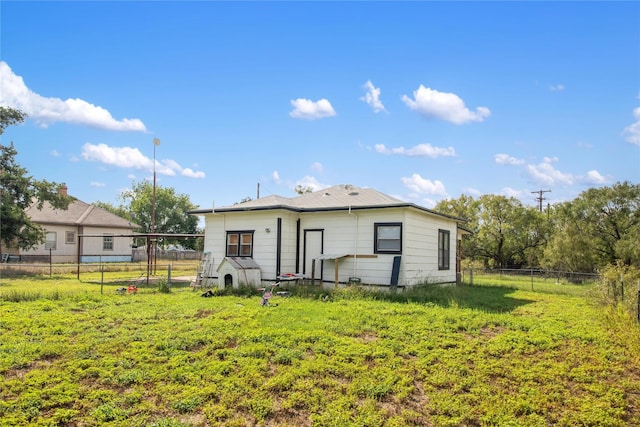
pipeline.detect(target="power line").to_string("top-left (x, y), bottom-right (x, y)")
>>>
top-left (531, 189), bottom-right (551, 212)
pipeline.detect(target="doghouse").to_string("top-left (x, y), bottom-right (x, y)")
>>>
top-left (216, 257), bottom-right (262, 289)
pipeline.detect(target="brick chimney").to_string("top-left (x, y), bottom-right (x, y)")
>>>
top-left (59, 185), bottom-right (68, 196)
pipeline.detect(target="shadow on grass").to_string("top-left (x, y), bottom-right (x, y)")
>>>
top-left (229, 283), bottom-right (535, 314)
top-left (380, 284), bottom-right (534, 313)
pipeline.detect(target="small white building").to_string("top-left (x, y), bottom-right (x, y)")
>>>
top-left (189, 185), bottom-right (470, 290)
top-left (217, 257), bottom-right (262, 289)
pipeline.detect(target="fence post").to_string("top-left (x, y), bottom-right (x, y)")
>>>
top-left (469, 269), bottom-right (473, 285)
top-left (637, 280), bottom-right (639, 323)
top-left (531, 268), bottom-right (534, 291)
top-left (168, 264), bottom-right (172, 288)
top-left (100, 264), bottom-right (104, 295)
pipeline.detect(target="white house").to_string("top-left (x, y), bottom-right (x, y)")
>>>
top-left (189, 185), bottom-right (470, 290)
top-left (10, 187), bottom-right (139, 263)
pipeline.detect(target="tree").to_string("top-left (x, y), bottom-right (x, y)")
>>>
top-left (541, 202), bottom-right (599, 272)
top-left (434, 194), bottom-right (480, 261)
top-left (294, 185), bottom-right (314, 195)
top-left (543, 182), bottom-right (640, 271)
top-left (97, 180), bottom-right (201, 249)
top-left (0, 107), bottom-right (71, 253)
top-left (436, 194), bottom-right (548, 268)
top-left (474, 195), bottom-right (548, 268)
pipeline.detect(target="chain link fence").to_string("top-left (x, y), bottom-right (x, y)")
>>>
top-left (462, 268), bottom-right (600, 286)
top-left (0, 260), bottom-right (200, 288)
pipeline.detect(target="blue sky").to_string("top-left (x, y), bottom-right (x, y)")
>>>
top-left (1, 1), bottom-right (638, 213)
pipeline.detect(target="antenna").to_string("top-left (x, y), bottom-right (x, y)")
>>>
top-left (531, 189), bottom-right (551, 212)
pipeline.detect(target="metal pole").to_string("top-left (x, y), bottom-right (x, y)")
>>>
top-left (531, 268), bottom-right (534, 291)
top-left (151, 138), bottom-right (160, 277)
top-left (636, 280), bottom-right (639, 322)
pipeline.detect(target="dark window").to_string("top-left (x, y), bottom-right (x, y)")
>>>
top-left (66, 231), bottom-right (76, 245)
top-left (374, 223), bottom-right (402, 254)
top-left (438, 229), bottom-right (450, 270)
top-left (103, 235), bottom-right (114, 251)
top-left (226, 231), bottom-right (254, 257)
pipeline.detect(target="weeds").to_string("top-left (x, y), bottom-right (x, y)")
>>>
top-left (0, 276), bottom-right (638, 426)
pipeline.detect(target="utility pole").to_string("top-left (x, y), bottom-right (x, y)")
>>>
top-left (531, 189), bottom-right (551, 212)
top-left (148, 138), bottom-right (161, 279)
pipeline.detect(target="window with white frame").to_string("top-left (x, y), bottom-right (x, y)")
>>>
top-left (45, 232), bottom-right (57, 250)
top-left (103, 235), bottom-right (114, 251)
top-left (374, 223), bottom-right (402, 254)
top-left (438, 229), bottom-right (450, 270)
top-left (226, 231), bottom-right (254, 257)
top-left (66, 231), bottom-right (76, 244)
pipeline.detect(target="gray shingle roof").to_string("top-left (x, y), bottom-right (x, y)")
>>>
top-left (230, 185), bottom-right (403, 210)
top-left (26, 198), bottom-right (138, 229)
top-left (189, 184), bottom-right (465, 223)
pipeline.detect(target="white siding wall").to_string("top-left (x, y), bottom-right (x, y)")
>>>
top-left (79, 226), bottom-right (134, 262)
top-left (403, 209), bottom-right (458, 285)
top-left (203, 206), bottom-right (459, 288)
top-left (300, 209), bottom-right (407, 286)
top-left (204, 210), bottom-right (288, 283)
top-left (20, 225), bottom-right (134, 263)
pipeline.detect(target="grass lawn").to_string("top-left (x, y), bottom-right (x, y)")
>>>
top-left (1, 276), bottom-right (639, 426)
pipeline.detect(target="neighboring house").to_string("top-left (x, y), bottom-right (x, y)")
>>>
top-left (189, 184), bottom-right (470, 290)
top-left (9, 186), bottom-right (139, 263)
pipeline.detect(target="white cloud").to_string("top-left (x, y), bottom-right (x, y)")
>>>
top-left (0, 61), bottom-right (146, 132)
top-left (549, 84), bottom-right (565, 92)
top-left (294, 176), bottom-right (330, 192)
top-left (526, 158), bottom-right (608, 186)
top-left (90, 181), bottom-right (106, 188)
top-left (400, 173), bottom-right (447, 196)
top-left (501, 187), bottom-right (524, 198)
top-left (401, 85), bottom-right (490, 124)
top-left (50, 149), bottom-right (61, 157)
top-left (272, 170), bottom-right (281, 184)
top-left (81, 143), bottom-right (205, 178)
top-left (623, 107), bottom-right (640, 145)
top-left (181, 168), bottom-right (205, 179)
top-left (289, 98), bottom-right (336, 120)
top-left (360, 80), bottom-right (386, 113)
top-left (375, 143), bottom-right (455, 158)
top-left (527, 161), bottom-right (574, 186)
top-left (462, 187), bottom-right (483, 197)
top-left (310, 162), bottom-right (324, 173)
top-left (494, 153), bottom-right (525, 165)
top-left (584, 170), bottom-right (607, 184)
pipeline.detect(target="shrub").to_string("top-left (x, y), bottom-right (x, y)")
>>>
top-left (157, 278), bottom-right (171, 293)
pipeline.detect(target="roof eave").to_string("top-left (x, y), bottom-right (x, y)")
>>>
top-left (189, 202), bottom-right (466, 222)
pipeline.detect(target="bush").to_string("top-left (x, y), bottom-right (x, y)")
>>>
top-left (598, 262), bottom-right (640, 316)
top-left (157, 278), bottom-right (171, 293)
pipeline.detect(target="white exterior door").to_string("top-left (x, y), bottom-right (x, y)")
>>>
top-left (303, 229), bottom-right (323, 280)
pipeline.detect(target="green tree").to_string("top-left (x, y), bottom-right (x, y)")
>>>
top-left (0, 107), bottom-right (71, 253)
top-left (98, 180), bottom-right (201, 249)
top-left (294, 185), bottom-right (314, 195)
top-left (474, 195), bottom-right (548, 268)
top-left (541, 202), bottom-right (599, 272)
top-left (543, 182), bottom-right (640, 271)
top-left (436, 194), bottom-right (548, 268)
top-left (434, 194), bottom-right (480, 261)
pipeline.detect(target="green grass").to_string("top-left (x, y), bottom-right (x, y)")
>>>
top-left (1, 276), bottom-right (638, 426)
